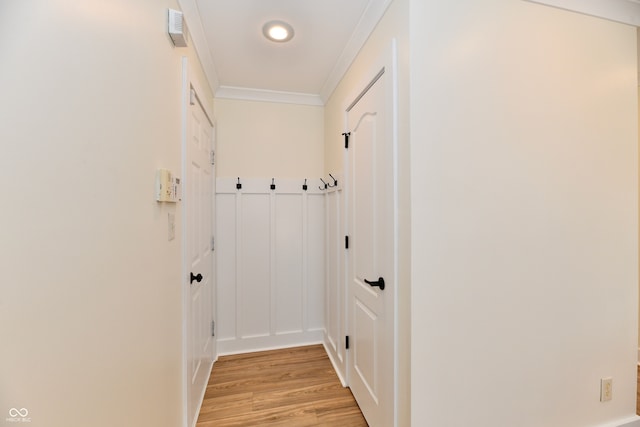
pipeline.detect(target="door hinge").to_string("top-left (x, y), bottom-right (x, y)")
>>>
top-left (345, 235), bottom-right (349, 249)
top-left (211, 320), bottom-right (215, 337)
top-left (346, 335), bottom-right (350, 350)
top-left (210, 150), bottom-right (215, 165)
top-left (342, 132), bottom-right (351, 149)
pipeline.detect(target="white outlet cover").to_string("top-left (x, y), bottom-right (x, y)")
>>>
top-left (600, 377), bottom-right (613, 402)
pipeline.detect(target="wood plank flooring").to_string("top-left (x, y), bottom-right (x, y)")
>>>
top-left (196, 345), bottom-right (368, 427)
top-left (637, 365), bottom-right (640, 416)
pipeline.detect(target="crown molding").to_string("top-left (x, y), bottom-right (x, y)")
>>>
top-left (178, 0), bottom-right (220, 94)
top-left (178, 0), bottom-right (393, 106)
top-left (215, 86), bottom-right (324, 106)
top-left (319, 0), bottom-right (394, 103)
top-left (524, 0), bottom-right (640, 26)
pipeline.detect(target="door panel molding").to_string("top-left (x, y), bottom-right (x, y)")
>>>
top-left (181, 57), bottom-right (216, 427)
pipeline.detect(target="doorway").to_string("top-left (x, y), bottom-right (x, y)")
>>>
top-left (183, 58), bottom-right (217, 427)
top-left (345, 41), bottom-right (398, 427)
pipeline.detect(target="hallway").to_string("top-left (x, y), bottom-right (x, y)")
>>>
top-left (196, 345), bottom-right (367, 426)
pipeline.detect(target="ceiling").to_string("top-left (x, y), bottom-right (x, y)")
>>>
top-left (178, 0), bottom-right (392, 105)
top-left (178, 0), bottom-right (640, 105)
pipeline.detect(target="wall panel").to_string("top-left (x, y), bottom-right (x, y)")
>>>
top-left (323, 174), bottom-right (347, 383)
top-left (275, 194), bottom-right (304, 334)
top-left (216, 177), bottom-right (326, 354)
top-left (240, 193), bottom-right (271, 338)
top-left (216, 194), bottom-right (237, 341)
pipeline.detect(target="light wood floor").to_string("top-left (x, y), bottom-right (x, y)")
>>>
top-left (196, 345), bottom-right (368, 427)
top-left (637, 365), bottom-right (640, 416)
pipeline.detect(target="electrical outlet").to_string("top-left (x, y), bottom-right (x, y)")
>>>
top-left (600, 377), bottom-right (613, 402)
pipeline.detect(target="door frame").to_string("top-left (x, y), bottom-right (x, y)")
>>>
top-left (343, 39), bottom-right (399, 426)
top-left (181, 57), bottom-right (217, 427)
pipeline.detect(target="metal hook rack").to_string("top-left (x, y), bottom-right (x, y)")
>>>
top-left (328, 174), bottom-right (338, 188)
top-left (319, 178), bottom-right (328, 190)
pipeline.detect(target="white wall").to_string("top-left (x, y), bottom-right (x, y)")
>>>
top-left (0, 1), bottom-right (212, 426)
top-left (323, 0), bottom-right (411, 424)
top-left (410, 1), bottom-right (638, 426)
top-left (215, 98), bottom-right (324, 178)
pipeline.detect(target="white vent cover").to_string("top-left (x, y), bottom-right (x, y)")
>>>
top-left (168, 9), bottom-right (188, 47)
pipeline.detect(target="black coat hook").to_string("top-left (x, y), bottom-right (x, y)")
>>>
top-left (319, 178), bottom-right (328, 190)
top-left (236, 177), bottom-right (242, 190)
top-left (342, 132), bottom-right (351, 149)
top-left (270, 178), bottom-right (276, 190)
top-left (302, 179), bottom-right (308, 191)
top-left (328, 174), bottom-right (338, 187)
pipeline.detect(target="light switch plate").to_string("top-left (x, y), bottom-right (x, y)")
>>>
top-left (600, 377), bottom-right (612, 402)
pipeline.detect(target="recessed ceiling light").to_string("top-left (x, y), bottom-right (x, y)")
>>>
top-left (262, 20), bottom-right (294, 43)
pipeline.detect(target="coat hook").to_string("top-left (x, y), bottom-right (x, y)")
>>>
top-left (302, 179), bottom-right (308, 191)
top-left (319, 178), bottom-right (328, 190)
top-left (328, 174), bottom-right (338, 187)
top-left (270, 178), bottom-right (276, 190)
top-left (236, 177), bottom-right (242, 190)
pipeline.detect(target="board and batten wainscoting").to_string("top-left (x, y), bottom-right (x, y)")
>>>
top-left (215, 177), bottom-right (327, 354)
top-left (322, 173), bottom-right (348, 384)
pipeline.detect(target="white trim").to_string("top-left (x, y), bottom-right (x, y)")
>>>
top-left (217, 330), bottom-right (324, 355)
top-left (189, 82), bottom-right (213, 127)
top-left (190, 361), bottom-right (214, 427)
top-left (323, 340), bottom-right (348, 387)
top-left (180, 56), bottom-right (189, 427)
top-left (319, 0), bottom-right (394, 103)
top-left (177, 0), bottom-right (220, 93)
top-left (617, 417), bottom-right (640, 427)
top-left (523, 0), bottom-right (640, 26)
top-left (604, 415), bottom-right (640, 427)
top-left (637, 347), bottom-right (640, 365)
top-left (215, 86), bottom-right (324, 106)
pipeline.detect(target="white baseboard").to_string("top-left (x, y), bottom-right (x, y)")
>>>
top-left (217, 330), bottom-right (324, 356)
top-left (192, 358), bottom-right (215, 427)
top-left (612, 416), bottom-right (640, 427)
top-left (323, 340), bottom-right (347, 387)
top-left (593, 415), bottom-right (640, 427)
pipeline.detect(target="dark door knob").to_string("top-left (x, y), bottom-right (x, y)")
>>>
top-left (190, 272), bottom-right (203, 284)
top-left (364, 277), bottom-right (385, 291)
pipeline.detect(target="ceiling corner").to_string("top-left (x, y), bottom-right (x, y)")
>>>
top-left (178, 0), bottom-right (220, 94)
top-left (524, 0), bottom-right (640, 26)
top-left (319, 0), bottom-right (394, 102)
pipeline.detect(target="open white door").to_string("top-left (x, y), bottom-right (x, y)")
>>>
top-left (346, 43), bottom-right (397, 427)
top-left (183, 64), bottom-right (216, 427)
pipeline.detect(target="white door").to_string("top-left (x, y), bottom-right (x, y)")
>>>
top-left (186, 85), bottom-right (215, 427)
top-left (347, 67), bottom-right (395, 427)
